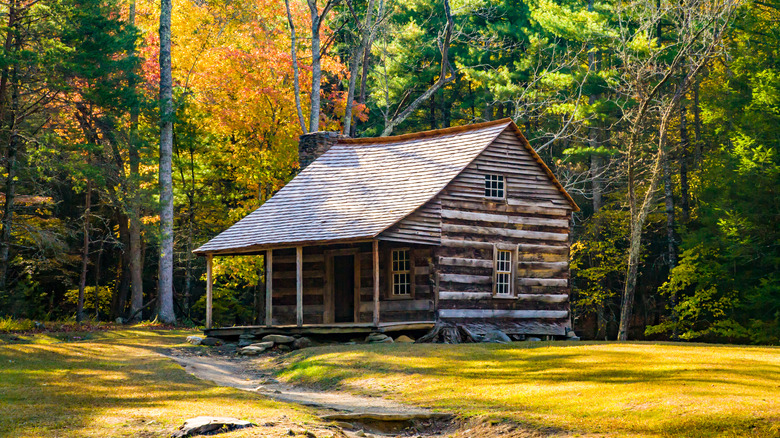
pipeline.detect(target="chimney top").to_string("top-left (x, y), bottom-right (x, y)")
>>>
top-left (298, 131), bottom-right (345, 171)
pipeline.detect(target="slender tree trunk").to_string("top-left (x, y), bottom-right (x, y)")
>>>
top-left (183, 196), bottom-right (194, 319)
top-left (128, 0), bottom-right (144, 322)
top-left (93, 230), bottom-right (104, 320)
top-left (157, 0), bottom-right (175, 324)
top-left (679, 98), bottom-right (690, 222)
top-left (284, 0), bottom-right (306, 134)
top-left (77, 180), bottom-right (92, 323)
top-left (343, 45), bottom-right (361, 135)
top-left (307, 2), bottom-right (323, 132)
top-left (0, 7), bottom-right (19, 291)
top-left (662, 135), bottom-right (676, 272)
top-left (344, 0), bottom-right (376, 135)
top-left (693, 77), bottom-right (703, 167)
top-left (112, 211), bottom-right (131, 319)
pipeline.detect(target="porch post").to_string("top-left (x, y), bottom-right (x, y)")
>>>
top-left (206, 253), bottom-right (213, 329)
top-left (265, 249), bottom-right (273, 327)
top-left (296, 246), bottom-right (303, 327)
top-left (373, 240), bottom-right (380, 326)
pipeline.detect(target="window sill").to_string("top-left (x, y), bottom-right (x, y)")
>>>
top-left (492, 294), bottom-right (517, 300)
top-left (386, 294), bottom-right (414, 300)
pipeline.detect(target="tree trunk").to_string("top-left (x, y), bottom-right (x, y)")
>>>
top-left (77, 180), bottom-right (92, 323)
top-left (157, 0), bottom-right (175, 324)
top-left (128, 0), bottom-right (144, 322)
top-left (307, 1), bottom-right (323, 132)
top-left (284, 0), bottom-right (306, 133)
top-left (679, 99), bottom-right (690, 221)
top-left (662, 136), bottom-right (676, 271)
top-left (112, 211), bottom-right (131, 320)
top-left (344, 0), bottom-right (376, 136)
top-left (343, 45), bottom-right (361, 135)
top-left (0, 7), bottom-right (19, 292)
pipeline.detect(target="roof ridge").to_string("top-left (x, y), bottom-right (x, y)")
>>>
top-left (338, 118), bottom-right (513, 145)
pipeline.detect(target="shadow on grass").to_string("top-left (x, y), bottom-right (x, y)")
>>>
top-left (0, 331), bottom-right (283, 437)
top-left (277, 342), bottom-right (780, 437)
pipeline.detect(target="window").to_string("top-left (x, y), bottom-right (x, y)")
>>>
top-left (495, 249), bottom-right (512, 296)
top-left (485, 174), bottom-right (505, 199)
top-left (391, 249), bottom-right (411, 296)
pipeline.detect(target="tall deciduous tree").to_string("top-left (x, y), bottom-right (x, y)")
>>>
top-left (157, 0), bottom-right (175, 323)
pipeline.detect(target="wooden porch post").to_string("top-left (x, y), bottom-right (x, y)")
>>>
top-left (206, 253), bottom-right (213, 329)
top-left (373, 240), bottom-right (380, 326)
top-left (296, 246), bottom-right (303, 327)
top-left (265, 249), bottom-right (273, 327)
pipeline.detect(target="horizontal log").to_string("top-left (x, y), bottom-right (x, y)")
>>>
top-left (441, 239), bottom-right (494, 250)
top-left (439, 273), bottom-right (492, 284)
top-left (439, 291), bottom-right (492, 300)
top-left (436, 320), bottom-right (567, 336)
top-left (518, 278), bottom-right (568, 287)
top-left (443, 223), bottom-right (568, 242)
top-left (438, 309), bottom-right (568, 319)
top-left (439, 256), bottom-right (492, 269)
top-left (358, 299), bottom-right (432, 313)
top-left (518, 261), bottom-right (569, 269)
top-left (516, 244), bottom-right (569, 254)
top-left (517, 294), bottom-right (568, 303)
top-left (441, 199), bottom-right (570, 217)
top-left (441, 209), bottom-right (569, 228)
top-left (439, 292), bottom-right (568, 303)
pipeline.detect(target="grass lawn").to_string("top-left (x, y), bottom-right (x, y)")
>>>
top-left (276, 341), bottom-right (780, 437)
top-left (0, 329), bottom-right (328, 438)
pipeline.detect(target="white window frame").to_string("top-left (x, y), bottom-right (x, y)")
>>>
top-left (484, 174), bottom-right (506, 200)
top-left (493, 244), bottom-right (517, 298)
top-left (390, 248), bottom-right (412, 298)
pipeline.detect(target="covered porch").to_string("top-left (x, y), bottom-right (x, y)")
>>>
top-left (202, 239), bottom-right (436, 332)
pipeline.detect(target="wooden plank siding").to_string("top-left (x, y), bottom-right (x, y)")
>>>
top-left (433, 130), bottom-right (573, 336)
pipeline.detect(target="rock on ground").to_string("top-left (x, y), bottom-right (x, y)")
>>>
top-left (394, 335), bottom-right (415, 343)
top-left (366, 333), bottom-right (393, 343)
top-left (248, 341), bottom-right (274, 349)
top-left (481, 329), bottom-right (511, 344)
top-left (238, 345), bottom-right (267, 356)
top-left (200, 337), bottom-right (222, 347)
top-left (262, 334), bottom-right (295, 344)
top-left (172, 416), bottom-right (254, 437)
top-left (186, 336), bottom-right (203, 346)
top-left (292, 337), bottom-right (313, 350)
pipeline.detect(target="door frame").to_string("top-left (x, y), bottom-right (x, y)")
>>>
top-left (324, 248), bottom-right (361, 324)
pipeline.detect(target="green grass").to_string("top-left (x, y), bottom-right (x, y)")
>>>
top-left (0, 328), bottom-right (328, 438)
top-left (276, 341), bottom-right (780, 437)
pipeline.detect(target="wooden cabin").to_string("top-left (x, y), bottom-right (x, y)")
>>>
top-left (194, 119), bottom-right (579, 338)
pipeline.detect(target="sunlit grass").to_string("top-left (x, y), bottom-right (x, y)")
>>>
top-left (0, 329), bottom-right (324, 438)
top-left (277, 341), bottom-right (780, 437)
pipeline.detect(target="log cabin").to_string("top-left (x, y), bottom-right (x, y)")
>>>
top-left (194, 118), bottom-right (579, 339)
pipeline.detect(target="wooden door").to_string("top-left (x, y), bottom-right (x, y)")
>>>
top-left (333, 255), bottom-right (355, 323)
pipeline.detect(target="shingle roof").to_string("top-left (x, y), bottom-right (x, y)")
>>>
top-left (194, 119), bottom-right (574, 255)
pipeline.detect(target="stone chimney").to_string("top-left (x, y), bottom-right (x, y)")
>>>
top-left (298, 131), bottom-right (344, 170)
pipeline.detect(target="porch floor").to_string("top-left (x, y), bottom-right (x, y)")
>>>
top-left (203, 321), bottom-right (436, 340)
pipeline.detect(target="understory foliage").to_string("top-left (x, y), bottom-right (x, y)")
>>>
top-left (0, 0), bottom-right (776, 344)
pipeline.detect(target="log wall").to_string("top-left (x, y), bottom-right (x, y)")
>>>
top-left (434, 130), bottom-right (573, 336)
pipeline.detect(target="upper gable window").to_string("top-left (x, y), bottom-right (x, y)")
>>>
top-left (485, 174), bottom-right (505, 199)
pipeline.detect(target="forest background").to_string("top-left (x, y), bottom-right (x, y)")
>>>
top-left (0, 0), bottom-right (776, 343)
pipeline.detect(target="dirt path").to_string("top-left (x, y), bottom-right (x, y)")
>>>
top-left (163, 352), bottom-right (438, 418)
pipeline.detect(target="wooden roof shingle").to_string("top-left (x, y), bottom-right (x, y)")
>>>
top-left (194, 119), bottom-right (575, 255)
